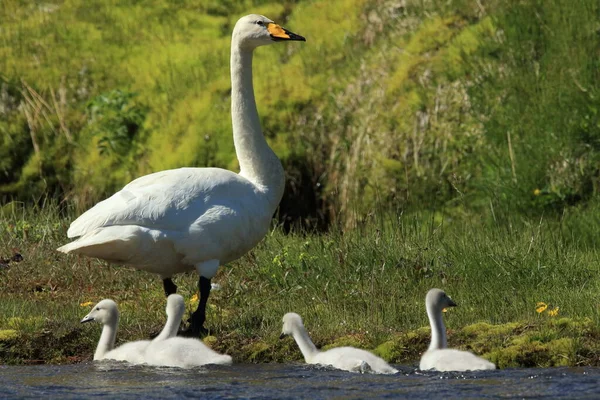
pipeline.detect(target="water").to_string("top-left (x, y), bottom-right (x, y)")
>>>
top-left (1, 363), bottom-right (598, 399)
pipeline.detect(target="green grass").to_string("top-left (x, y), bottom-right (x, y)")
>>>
top-left (1, 202), bottom-right (599, 367)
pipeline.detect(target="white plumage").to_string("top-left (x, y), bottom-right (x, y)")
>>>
top-left (81, 298), bottom-right (150, 363)
top-left (81, 294), bottom-right (231, 368)
top-left (419, 289), bottom-right (496, 372)
top-left (60, 168), bottom-right (272, 277)
top-left (145, 294), bottom-right (232, 368)
top-left (59, 14), bottom-right (306, 336)
top-left (153, 294), bottom-right (187, 342)
top-left (280, 313), bottom-right (398, 374)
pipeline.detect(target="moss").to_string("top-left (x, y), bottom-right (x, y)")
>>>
top-left (489, 337), bottom-right (577, 368)
top-left (549, 317), bottom-right (594, 333)
top-left (0, 329), bottom-right (18, 341)
top-left (458, 321), bottom-right (522, 353)
top-left (374, 336), bottom-right (406, 362)
top-left (7, 317), bottom-right (44, 332)
top-left (243, 341), bottom-right (271, 363)
top-left (323, 334), bottom-right (366, 350)
top-left (462, 321), bottom-right (520, 336)
top-left (203, 335), bottom-right (218, 348)
top-left (372, 328), bottom-right (431, 364)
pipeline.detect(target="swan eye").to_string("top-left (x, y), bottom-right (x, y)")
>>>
top-left (256, 20), bottom-right (264, 26)
top-left (96, 307), bottom-right (100, 311)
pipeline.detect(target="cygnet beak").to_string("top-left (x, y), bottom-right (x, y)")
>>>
top-left (279, 332), bottom-right (286, 340)
top-left (80, 314), bottom-right (94, 323)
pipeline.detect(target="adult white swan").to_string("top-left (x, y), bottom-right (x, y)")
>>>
top-left (81, 299), bottom-right (150, 363)
top-left (145, 294), bottom-right (233, 368)
top-left (280, 313), bottom-right (398, 374)
top-left (419, 289), bottom-right (496, 372)
top-left (58, 14), bottom-right (306, 336)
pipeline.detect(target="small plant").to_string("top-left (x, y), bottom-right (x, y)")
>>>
top-left (84, 90), bottom-right (147, 158)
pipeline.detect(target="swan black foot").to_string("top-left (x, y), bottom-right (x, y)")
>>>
top-left (179, 319), bottom-right (209, 338)
top-left (163, 278), bottom-right (177, 296)
top-left (178, 276), bottom-right (212, 338)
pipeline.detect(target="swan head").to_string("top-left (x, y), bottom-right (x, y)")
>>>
top-left (426, 288), bottom-right (457, 313)
top-left (166, 294), bottom-right (185, 318)
top-left (232, 14), bottom-right (305, 49)
top-left (280, 312), bottom-right (304, 338)
top-left (80, 299), bottom-right (119, 325)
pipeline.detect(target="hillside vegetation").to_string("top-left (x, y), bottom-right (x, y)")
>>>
top-left (1, 0), bottom-right (598, 228)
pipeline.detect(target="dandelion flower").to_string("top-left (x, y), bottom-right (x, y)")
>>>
top-left (442, 308), bottom-right (448, 313)
top-left (80, 301), bottom-right (93, 307)
top-left (548, 307), bottom-right (559, 317)
top-left (533, 188), bottom-right (541, 196)
top-left (536, 302), bottom-right (548, 313)
top-left (189, 293), bottom-right (199, 305)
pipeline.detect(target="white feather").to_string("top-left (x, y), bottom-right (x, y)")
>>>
top-left (80, 299), bottom-right (150, 364)
top-left (145, 295), bottom-right (232, 368)
top-left (419, 289), bottom-right (496, 372)
top-left (281, 313), bottom-right (398, 375)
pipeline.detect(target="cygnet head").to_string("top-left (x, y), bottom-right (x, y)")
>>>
top-left (232, 14), bottom-right (305, 49)
top-left (81, 299), bottom-right (119, 325)
top-left (426, 288), bottom-right (458, 313)
top-left (280, 312), bottom-right (304, 338)
top-left (166, 294), bottom-right (185, 318)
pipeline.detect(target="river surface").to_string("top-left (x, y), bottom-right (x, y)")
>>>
top-left (1, 362), bottom-right (598, 399)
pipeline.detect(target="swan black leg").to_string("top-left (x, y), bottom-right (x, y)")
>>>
top-left (163, 278), bottom-right (178, 296)
top-left (181, 276), bottom-right (211, 337)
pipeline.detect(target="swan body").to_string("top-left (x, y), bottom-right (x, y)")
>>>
top-left (59, 14), bottom-right (306, 336)
top-left (58, 169), bottom-right (273, 276)
top-left (145, 337), bottom-right (233, 368)
top-left (145, 294), bottom-right (232, 368)
top-left (280, 313), bottom-right (398, 375)
top-left (420, 348), bottom-right (496, 372)
top-left (81, 299), bottom-right (150, 363)
top-left (419, 289), bottom-right (496, 372)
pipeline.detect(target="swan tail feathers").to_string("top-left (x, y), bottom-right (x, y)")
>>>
top-left (57, 226), bottom-right (141, 262)
top-left (218, 355), bottom-right (233, 365)
top-left (66, 196), bottom-right (122, 238)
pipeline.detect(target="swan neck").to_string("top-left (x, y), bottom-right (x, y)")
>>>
top-left (95, 320), bottom-right (118, 360)
top-left (154, 307), bottom-right (184, 341)
top-left (427, 304), bottom-right (447, 351)
top-left (291, 324), bottom-right (319, 362)
top-left (230, 43), bottom-right (284, 206)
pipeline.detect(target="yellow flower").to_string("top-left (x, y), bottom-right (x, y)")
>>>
top-left (80, 301), bottom-right (93, 307)
top-left (533, 188), bottom-right (541, 196)
top-left (189, 293), bottom-right (199, 305)
top-left (547, 307), bottom-right (559, 317)
top-left (442, 308), bottom-right (448, 313)
top-left (536, 302), bottom-right (548, 313)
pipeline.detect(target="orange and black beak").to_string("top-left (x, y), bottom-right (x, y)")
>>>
top-left (267, 23), bottom-right (306, 42)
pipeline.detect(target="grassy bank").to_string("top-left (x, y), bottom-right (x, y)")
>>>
top-left (1, 202), bottom-right (599, 367)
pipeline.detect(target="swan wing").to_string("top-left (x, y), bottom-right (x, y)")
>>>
top-left (103, 340), bottom-right (150, 364)
top-left (420, 349), bottom-right (496, 372)
top-left (146, 337), bottom-right (232, 368)
top-left (66, 168), bottom-right (255, 238)
top-left (317, 347), bottom-right (397, 374)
